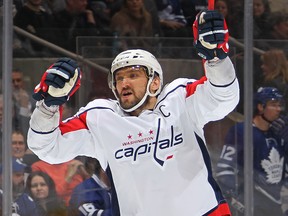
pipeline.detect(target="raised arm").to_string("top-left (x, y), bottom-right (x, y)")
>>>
top-left (186, 10), bottom-right (239, 125)
top-left (27, 58), bottom-right (94, 164)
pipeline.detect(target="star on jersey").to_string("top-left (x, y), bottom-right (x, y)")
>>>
top-left (115, 119), bottom-right (184, 167)
top-left (127, 131), bottom-right (153, 140)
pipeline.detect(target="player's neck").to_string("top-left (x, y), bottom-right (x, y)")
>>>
top-left (253, 115), bottom-right (270, 131)
top-left (129, 97), bottom-right (157, 116)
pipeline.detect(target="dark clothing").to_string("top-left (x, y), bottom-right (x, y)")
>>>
top-left (13, 5), bottom-right (56, 54)
top-left (53, 9), bottom-right (112, 52)
top-left (68, 174), bottom-right (112, 216)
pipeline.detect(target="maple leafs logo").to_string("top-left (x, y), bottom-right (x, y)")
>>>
top-left (261, 147), bottom-right (284, 184)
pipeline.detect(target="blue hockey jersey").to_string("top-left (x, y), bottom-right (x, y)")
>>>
top-left (216, 122), bottom-right (287, 214)
top-left (69, 174), bottom-right (112, 216)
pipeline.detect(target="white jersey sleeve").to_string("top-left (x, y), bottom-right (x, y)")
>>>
top-left (27, 99), bottom-right (118, 169)
top-left (185, 57), bottom-right (239, 128)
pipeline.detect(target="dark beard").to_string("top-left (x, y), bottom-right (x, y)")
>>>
top-left (13, 182), bottom-right (24, 199)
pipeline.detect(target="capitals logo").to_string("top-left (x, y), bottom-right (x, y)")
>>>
top-left (114, 118), bottom-right (183, 167)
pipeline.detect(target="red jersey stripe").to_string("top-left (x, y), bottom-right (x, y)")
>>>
top-left (186, 76), bottom-right (207, 97)
top-left (207, 202), bottom-right (231, 216)
top-left (59, 112), bottom-right (88, 135)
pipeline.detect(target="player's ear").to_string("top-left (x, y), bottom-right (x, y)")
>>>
top-left (257, 103), bottom-right (264, 113)
top-left (150, 76), bottom-right (161, 93)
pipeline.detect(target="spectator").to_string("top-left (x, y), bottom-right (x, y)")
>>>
top-left (181, 0), bottom-right (208, 27)
top-left (224, 0), bottom-right (272, 40)
top-left (53, 0), bottom-right (112, 52)
top-left (42, 0), bottom-right (66, 14)
top-left (12, 69), bottom-right (32, 137)
top-left (215, 0), bottom-right (242, 38)
top-left (216, 87), bottom-right (287, 215)
top-left (0, 95), bottom-right (25, 160)
top-left (13, 0), bottom-right (25, 12)
top-left (68, 158), bottom-right (112, 216)
top-left (268, 0), bottom-right (288, 13)
top-left (25, 171), bottom-right (67, 215)
top-left (224, 0), bottom-right (245, 39)
top-left (11, 129), bottom-right (39, 170)
top-left (12, 192), bottom-right (40, 216)
top-left (266, 11), bottom-right (288, 40)
top-left (156, 0), bottom-right (192, 37)
top-left (0, 158), bottom-right (39, 215)
top-left (144, 0), bottom-right (162, 37)
top-left (253, 0), bottom-right (271, 39)
top-left (31, 158), bottom-right (90, 206)
top-left (11, 130), bottom-right (27, 161)
top-left (87, 0), bottom-right (113, 32)
top-left (13, 0), bottom-right (56, 56)
top-left (10, 159), bottom-right (26, 200)
top-left (10, 130), bottom-right (39, 182)
top-left (110, 0), bottom-right (156, 52)
top-left (215, 0), bottom-right (229, 18)
top-left (259, 49), bottom-right (288, 110)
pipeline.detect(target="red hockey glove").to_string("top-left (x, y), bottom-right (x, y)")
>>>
top-left (33, 58), bottom-right (81, 106)
top-left (193, 10), bottom-right (229, 60)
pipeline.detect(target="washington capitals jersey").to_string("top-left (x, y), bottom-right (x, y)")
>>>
top-left (28, 58), bottom-right (239, 216)
top-left (69, 174), bottom-right (112, 216)
top-left (216, 122), bottom-right (286, 204)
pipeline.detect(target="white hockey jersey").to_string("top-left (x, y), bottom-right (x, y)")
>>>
top-left (28, 57), bottom-right (239, 216)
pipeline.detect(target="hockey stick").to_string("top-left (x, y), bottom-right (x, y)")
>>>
top-left (208, 0), bottom-right (215, 10)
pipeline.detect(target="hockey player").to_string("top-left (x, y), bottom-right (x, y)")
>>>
top-left (216, 87), bottom-right (288, 215)
top-left (27, 10), bottom-right (239, 216)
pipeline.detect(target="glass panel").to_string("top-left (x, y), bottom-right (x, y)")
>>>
top-left (8, 20), bottom-right (288, 215)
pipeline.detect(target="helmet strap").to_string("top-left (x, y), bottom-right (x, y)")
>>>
top-left (121, 76), bottom-right (153, 113)
top-left (112, 73), bottom-right (161, 113)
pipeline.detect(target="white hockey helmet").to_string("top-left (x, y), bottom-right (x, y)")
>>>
top-left (109, 49), bottom-right (163, 112)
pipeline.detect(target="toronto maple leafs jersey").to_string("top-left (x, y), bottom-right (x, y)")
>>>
top-left (0, 190), bottom-right (39, 216)
top-left (28, 57), bottom-right (239, 216)
top-left (216, 122), bottom-right (287, 210)
top-left (68, 174), bottom-right (112, 216)
top-left (13, 193), bottom-right (39, 216)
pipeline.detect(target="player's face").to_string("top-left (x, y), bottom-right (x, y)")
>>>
top-left (30, 175), bottom-right (49, 200)
top-left (115, 66), bottom-right (148, 110)
top-left (262, 100), bottom-right (282, 121)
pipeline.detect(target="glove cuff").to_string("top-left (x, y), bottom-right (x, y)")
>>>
top-left (36, 100), bottom-right (59, 118)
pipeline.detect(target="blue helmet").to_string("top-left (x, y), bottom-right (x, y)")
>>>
top-left (254, 87), bottom-right (283, 107)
